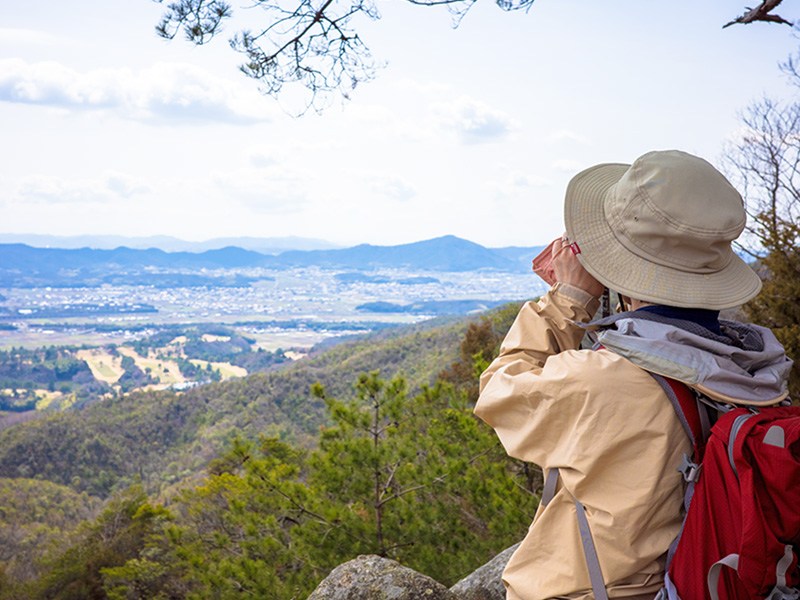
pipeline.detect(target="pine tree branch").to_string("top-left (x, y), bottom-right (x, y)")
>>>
top-left (377, 448), bottom-right (494, 508)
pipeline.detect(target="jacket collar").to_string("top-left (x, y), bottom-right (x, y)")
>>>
top-left (582, 311), bottom-right (791, 405)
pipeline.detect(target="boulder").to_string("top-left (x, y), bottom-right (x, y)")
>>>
top-left (448, 543), bottom-right (519, 600)
top-left (307, 554), bottom-right (457, 600)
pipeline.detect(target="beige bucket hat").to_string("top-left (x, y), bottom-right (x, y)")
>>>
top-left (564, 149), bottom-right (762, 309)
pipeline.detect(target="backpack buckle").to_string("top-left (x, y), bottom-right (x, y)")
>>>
top-left (765, 587), bottom-right (800, 600)
top-left (678, 454), bottom-right (701, 483)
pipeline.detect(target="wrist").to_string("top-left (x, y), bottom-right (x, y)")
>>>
top-left (552, 282), bottom-right (602, 309)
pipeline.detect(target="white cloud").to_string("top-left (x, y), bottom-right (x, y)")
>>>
top-left (337, 102), bottom-right (434, 143)
top-left (104, 172), bottom-right (151, 198)
top-left (548, 130), bottom-right (591, 145)
top-left (0, 59), bottom-right (276, 124)
top-left (211, 167), bottom-right (311, 214)
top-left (246, 139), bottom-right (346, 167)
top-left (391, 78), bottom-right (451, 97)
top-left (551, 159), bottom-right (584, 173)
top-left (10, 172), bottom-right (149, 205)
top-left (486, 171), bottom-right (551, 199)
top-left (366, 173), bottom-right (416, 202)
top-left (0, 28), bottom-right (62, 46)
top-left (248, 150), bottom-right (280, 169)
top-left (432, 96), bottom-right (516, 143)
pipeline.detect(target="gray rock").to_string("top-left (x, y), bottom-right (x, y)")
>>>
top-left (307, 554), bottom-right (457, 600)
top-left (448, 543), bottom-right (519, 600)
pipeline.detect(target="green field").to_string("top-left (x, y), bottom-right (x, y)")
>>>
top-left (77, 350), bottom-right (124, 384)
top-left (189, 359), bottom-right (247, 380)
top-left (117, 347), bottom-right (184, 385)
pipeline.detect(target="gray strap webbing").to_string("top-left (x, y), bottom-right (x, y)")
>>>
top-left (541, 468), bottom-right (559, 507)
top-left (776, 544), bottom-right (794, 588)
top-left (727, 413), bottom-right (754, 479)
top-left (543, 468), bottom-right (608, 599)
top-left (707, 553), bottom-right (739, 600)
top-left (766, 588), bottom-right (800, 600)
top-left (651, 373), bottom-right (696, 447)
top-left (574, 499), bottom-right (609, 600)
top-left (665, 507), bottom-right (690, 570)
top-left (661, 572), bottom-right (682, 600)
top-left (697, 396), bottom-right (711, 441)
top-left (707, 544), bottom-right (800, 600)
top-left (765, 545), bottom-right (800, 600)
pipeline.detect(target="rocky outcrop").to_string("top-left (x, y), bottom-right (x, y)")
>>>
top-left (449, 543), bottom-right (518, 599)
top-left (307, 555), bottom-right (457, 600)
top-left (307, 545), bottom-right (517, 599)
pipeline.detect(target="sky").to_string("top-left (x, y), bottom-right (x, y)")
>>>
top-left (1, 0), bottom-right (799, 248)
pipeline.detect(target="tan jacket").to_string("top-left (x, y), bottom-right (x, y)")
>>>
top-left (475, 284), bottom-right (690, 600)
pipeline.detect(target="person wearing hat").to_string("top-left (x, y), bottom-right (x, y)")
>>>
top-left (475, 150), bottom-right (792, 599)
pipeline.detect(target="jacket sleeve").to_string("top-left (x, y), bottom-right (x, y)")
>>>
top-left (474, 283), bottom-right (600, 464)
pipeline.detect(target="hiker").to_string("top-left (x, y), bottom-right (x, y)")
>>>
top-left (475, 150), bottom-right (793, 599)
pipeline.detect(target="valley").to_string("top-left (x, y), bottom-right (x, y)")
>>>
top-left (0, 265), bottom-right (542, 348)
top-left (0, 250), bottom-right (545, 419)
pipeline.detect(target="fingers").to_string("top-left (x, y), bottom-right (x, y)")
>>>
top-left (551, 234), bottom-right (604, 297)
top-left (552, 233), bottom-right (569, 258)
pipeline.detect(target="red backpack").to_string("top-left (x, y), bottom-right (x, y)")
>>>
top-left (653, 375), bottom-right (800, 600)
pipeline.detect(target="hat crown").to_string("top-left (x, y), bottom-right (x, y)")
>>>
top-left (605, 150), bottom-right (746, 273)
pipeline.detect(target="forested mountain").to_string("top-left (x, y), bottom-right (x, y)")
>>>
top-left (0, 303), bottom-right (532, 599)
top-left (0, 235), bottom-right (538, 286)
top-left (0, 479), bottom-right (101, 584)
top-left (0, 312), bottom-right (477, 498)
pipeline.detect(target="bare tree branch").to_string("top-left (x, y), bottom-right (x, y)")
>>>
top-left (723, 0), bottom-right (793, 28)
top-left (723, 96), bottom-right (800, 257)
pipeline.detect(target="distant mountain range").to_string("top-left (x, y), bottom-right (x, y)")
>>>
top-left (0, 236), bottom-right (545, 287)
top-left (0, 234), bottom-right (340, 254)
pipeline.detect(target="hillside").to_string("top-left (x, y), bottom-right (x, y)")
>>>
top-left (0, 303), bottom-right (529, 599)
top-left (0, 313), bottom-right (471, 498)
top-left (0, 478), bottom-right (102, 584)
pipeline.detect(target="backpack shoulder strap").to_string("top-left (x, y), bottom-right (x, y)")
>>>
top-left (650, 373), bottom-right (709, 464)
top-left (650, 372), bottom-right (716, 581)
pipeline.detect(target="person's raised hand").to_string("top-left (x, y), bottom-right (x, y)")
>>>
top-left (552, 234), bottom-right (605, 298)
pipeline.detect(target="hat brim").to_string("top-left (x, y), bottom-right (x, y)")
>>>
top-left (564, 163), bottom-right (762, 310)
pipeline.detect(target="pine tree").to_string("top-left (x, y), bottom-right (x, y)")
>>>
top-left (308, 372), bottom-right (537, 585)
top-left (157, 372), bottom-right (537, 596)
top-left (163, 437), bottom-right (325, 599)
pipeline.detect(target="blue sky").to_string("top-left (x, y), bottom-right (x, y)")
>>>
top-left (1, 0), bottom-right (798, 247)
